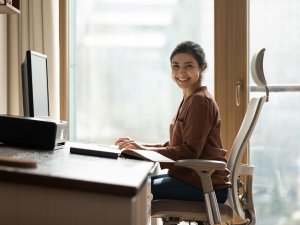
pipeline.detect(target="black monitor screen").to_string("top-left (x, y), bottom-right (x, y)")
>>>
top-left (22, 50), bottom-right (50, 118)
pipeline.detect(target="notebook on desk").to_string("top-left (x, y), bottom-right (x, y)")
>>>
top-left (68, 142), bottom-right (120, 159)
top-left (68, 141), bottom-right (174, 163)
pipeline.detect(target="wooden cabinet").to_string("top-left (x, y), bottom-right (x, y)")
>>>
top-left (0, 0), bottom-right (20, 14)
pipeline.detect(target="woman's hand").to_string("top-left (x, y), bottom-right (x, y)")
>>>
top-left (114, 137), bottom-right (146, 150)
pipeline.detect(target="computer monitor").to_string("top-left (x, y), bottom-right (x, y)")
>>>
top-left (21, 50), bottom-right (50, 118)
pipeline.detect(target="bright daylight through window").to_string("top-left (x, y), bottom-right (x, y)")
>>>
top-left (250, 0), bottom-right (300, 224)
top-left (69, 0), bottom-right (214, 145)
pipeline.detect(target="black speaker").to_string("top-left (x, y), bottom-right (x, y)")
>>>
top-left (0, 115), bottom-right (68, 150)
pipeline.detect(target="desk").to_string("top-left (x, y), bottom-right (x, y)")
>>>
top-left (0, 144), bottom-right (155, 225)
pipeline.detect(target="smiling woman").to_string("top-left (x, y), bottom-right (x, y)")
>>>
top-left (114, 41), bottom-right (230, 207)
top-left (69, 0), bottom-right (214, 145)
top-left (170, 41), bottom-right (207, 99)
top-left (171, 53), bottom-right (202, 92)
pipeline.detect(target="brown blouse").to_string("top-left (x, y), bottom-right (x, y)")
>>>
top-left (156, 86), bottom-right (231, 189)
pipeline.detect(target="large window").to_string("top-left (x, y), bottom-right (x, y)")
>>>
top-left (69, 0), bottom-right (214, 145)
top-left (250, 1), bottom-right (300, 224)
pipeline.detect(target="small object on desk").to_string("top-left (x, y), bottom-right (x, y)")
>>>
top-left (69, 142), bottom-right (119, 159)
top-left (0, 156), bottom-right (37, 168)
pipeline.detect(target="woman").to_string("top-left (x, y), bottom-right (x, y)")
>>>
top-left (115, 41), bottom-right (230, 203)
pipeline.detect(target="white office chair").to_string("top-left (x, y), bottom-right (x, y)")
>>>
top-left (151, 48), bottom-right (269, 225)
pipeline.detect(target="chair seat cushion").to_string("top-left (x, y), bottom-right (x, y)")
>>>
top-left (151, 199), bottom-right (233, 222)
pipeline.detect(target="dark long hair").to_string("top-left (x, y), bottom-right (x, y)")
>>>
top-left (170, 41), bottom-right (207, 70)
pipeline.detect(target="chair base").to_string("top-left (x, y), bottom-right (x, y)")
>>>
top-left (151, 199), bottom-right (233, 224)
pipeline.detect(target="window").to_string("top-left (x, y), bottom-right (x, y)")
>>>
top-left (69, 0), bottom-right (214, 144)
top-left (250, 1), bottom-right (300, 224)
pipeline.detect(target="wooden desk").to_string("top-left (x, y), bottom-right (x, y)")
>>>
top-left (0, 144), bottom-right (155, 225)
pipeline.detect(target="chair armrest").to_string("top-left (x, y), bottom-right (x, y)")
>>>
top-left (174, 159), bottom-right (227, 193)
top-left (174, 159), bottom-right (227, 225)
top-left (175, 159), bottom-right (227, 172)
top-left (240, 164), bottom-right (254, 175)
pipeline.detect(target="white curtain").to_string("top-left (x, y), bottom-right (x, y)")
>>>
top-left (5, 0), bottom-right (60, 119)
top-left (0, 15), bottom-right (7, 115)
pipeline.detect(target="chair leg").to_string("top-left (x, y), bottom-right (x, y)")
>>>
top-left (245, 209), bottom-right (256, 225)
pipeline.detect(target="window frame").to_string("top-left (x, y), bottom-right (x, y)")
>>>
top-left (215, 0), bottom-right (249, 154)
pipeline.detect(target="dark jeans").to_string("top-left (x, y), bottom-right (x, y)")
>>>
top-left (151, 174), bottom-right (228, 203)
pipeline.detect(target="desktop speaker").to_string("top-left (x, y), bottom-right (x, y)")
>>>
top-left (0, 115), bottom-right (69, 150)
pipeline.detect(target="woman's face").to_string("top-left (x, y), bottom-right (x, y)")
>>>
top-left (171, 53), bottom-right (202, 91)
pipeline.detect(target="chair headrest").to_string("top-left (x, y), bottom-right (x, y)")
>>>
top-left (250, 48), bottom-right (267, 87)
top-left (250, 48), bottom-right (269, 101)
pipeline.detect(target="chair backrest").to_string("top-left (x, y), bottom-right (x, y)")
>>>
top-left (227, 96), bottom-right (266, 217)
top-left (227, 48), bottom-right (268, 218)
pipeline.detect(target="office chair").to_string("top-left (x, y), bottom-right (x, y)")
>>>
top-left (151, 48), bottom-right (269, 225)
